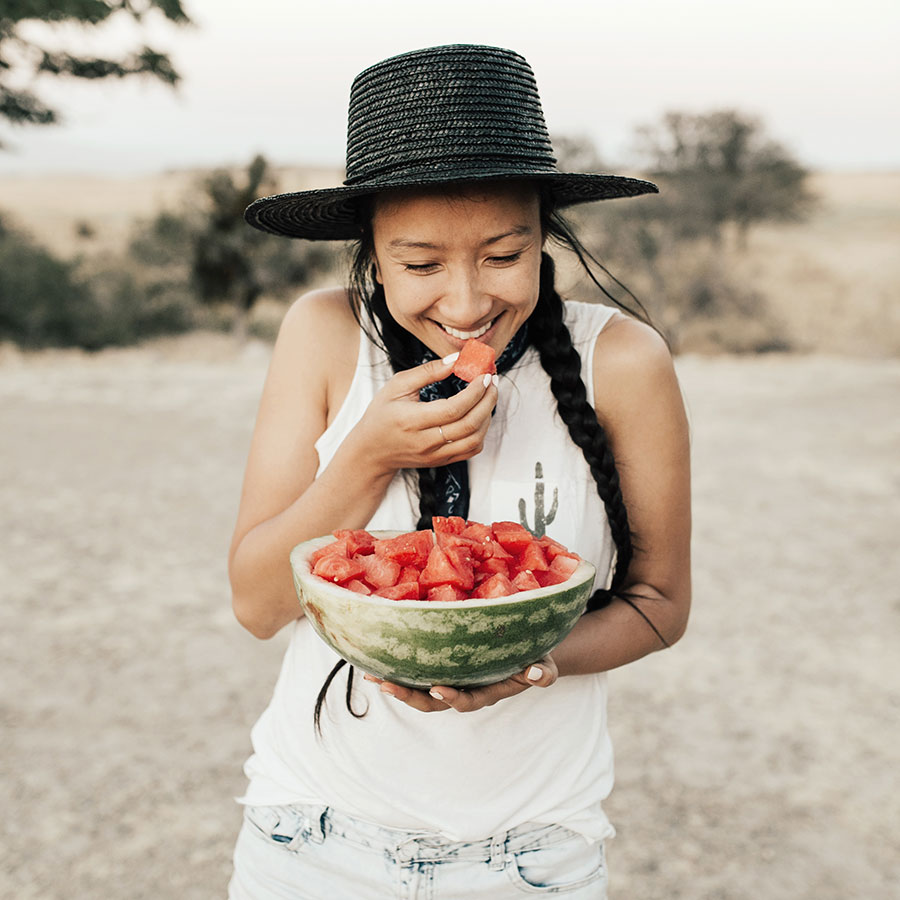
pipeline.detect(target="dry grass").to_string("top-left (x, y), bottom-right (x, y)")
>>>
top-left (1, 167), bottom-right (897, 356)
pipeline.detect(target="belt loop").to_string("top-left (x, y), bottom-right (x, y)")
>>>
top-left (488, 832), bottom-right (506, 871)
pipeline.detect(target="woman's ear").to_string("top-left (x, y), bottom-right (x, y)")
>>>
top-left (373, 256), bottom-right (383, 285)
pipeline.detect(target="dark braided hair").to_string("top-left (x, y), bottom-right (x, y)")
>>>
top-left (313, 185), bottom-right (667, 732)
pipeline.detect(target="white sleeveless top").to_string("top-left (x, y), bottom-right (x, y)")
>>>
top-left (239, 301), bottom-right (619, 843)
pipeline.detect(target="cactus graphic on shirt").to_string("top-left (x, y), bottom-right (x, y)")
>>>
top-left (518, 462), bottom-right (558, 537)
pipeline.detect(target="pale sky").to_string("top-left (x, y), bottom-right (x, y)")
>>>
top-left (1, 0), bottom-right (897, 175)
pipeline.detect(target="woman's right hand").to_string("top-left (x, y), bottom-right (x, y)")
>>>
top-left (348, 355), bottom-right (499, 477)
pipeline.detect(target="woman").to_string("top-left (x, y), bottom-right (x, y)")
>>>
top-left (228, 44), bottom-right (690, 899)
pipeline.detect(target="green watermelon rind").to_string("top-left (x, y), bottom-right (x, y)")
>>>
top-left (289, 531), bottom-right (597, 689)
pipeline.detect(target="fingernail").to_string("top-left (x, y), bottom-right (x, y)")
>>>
top-left (482, 373), bottom-right (492, 388)
top-left (442, 352), bottom-right (460, 365)
top-left (526, 666), bottom-right (542, 682)
top-left (429, 689), bottom-right (444, 701)
top-left (380, 684), bottom-right (395, 697)
top-left (491, 374), bottom-right (499, 388)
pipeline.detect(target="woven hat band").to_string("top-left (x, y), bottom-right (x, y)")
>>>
top-left (343, 45), bottom-right (558, 186)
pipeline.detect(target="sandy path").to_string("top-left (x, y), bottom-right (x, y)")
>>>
top-left (1, 337), bottom-right (898, 899)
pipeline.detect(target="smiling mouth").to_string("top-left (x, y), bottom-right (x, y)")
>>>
top-left (439, 318), bottom-right (495, 340)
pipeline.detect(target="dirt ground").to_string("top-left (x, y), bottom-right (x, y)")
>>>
top-left (1, 334), bottom-right (898, 899)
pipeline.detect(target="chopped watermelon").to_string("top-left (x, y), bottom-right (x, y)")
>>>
top-left (312, 554), bottom-right (365, 584)
top-left (475, 556), bottom-right (511, 580)
top-left (398, 565), bottom-right (422, 585)
top-left (511, 570), bottom-right (542, 591)
top-left (472, 573), bottom-right (517, 599)
top-left (460, 522), bottom-right (493, 544)
top-left (437, 531), bottom-right (490, 562)
top-left (360, 554), bottom-right (401, 588)
top-left (427, 584), bottom-right (467, 602)
top-left (308, 519), bottom-right (582, 602)
top-left (332, 528), bottom-right (376, 556)
top-left (515, 540), bottom-right (549, 573)
top-left (374, 530), bottom-right (434, 567)
top-left (548, 554), bottom-right (580, 580)
top-left (432, 516), bottom-right (466, 535)
top-left (452, 339), bottom-right (497, 382)
top-left (420, 545), bottom-right (472, 590)
top-left (376, 581), bottom-right (421, 601)
top-left (491, 521), bottom-right (534, 555)
top-left (309, 536), bottom-right (350, 568)
top-left (486, 539), bottom-right (513, 560)
top-left (537, 535), bottom-right (569, 561)
top-left (346, 578), bottom-right (373, 595)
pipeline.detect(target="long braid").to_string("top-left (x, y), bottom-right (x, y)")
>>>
top-left (529, 252), bottom-right (633, 607)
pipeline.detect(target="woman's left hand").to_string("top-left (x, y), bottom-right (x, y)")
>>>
top-left (363, 655), bottom-right (558, 713)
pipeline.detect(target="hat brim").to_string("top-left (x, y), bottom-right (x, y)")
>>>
top-left (244, 171), bottom-right (658, 241)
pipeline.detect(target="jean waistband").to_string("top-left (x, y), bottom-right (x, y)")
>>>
top-left (254, 802), bottom-right (579, 865)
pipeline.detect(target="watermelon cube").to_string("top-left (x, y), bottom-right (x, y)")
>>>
top-left (511, 570), bottom-right (541, 592)
top-left (345, 579), bottom-right (373, 595)
top-left (374, 530), bottom-right (434, 568)
top-left (452, 339), bottom-right (497, 382)
top-left (376, 581), bottom-right (421, 601)
top-left (491, 521), bottom-right (534, 555)
top-left (516, 540), bottom-right (550, 573)
top-left (360, 554), bottom-right (401, 589)
top-left (472, 573), bottom-right (517, 599)
top-left (332, 528), bottom-right (376, 556)
top-left (312, 554), bottom-right (365, 585)
top-left (419, 545), bottom-right (469, 590)
top-left (426, 584), bottom-right (467, 603)
top-left (432, 516), bottom-right (466, 535)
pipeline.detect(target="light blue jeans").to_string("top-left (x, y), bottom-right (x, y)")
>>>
top-left (228, 803), bottom-right (608, 899)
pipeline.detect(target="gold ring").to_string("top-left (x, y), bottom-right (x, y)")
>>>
top-left (438, 425), bottom-right (453, 444)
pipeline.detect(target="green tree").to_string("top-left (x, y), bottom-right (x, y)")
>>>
top-left (0, 0), bottom-right (190, 146)
top-left (634, 109), bottom-right (815, 246)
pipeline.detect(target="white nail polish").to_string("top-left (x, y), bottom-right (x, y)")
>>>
top-left (429, 689), bottom-right (444, 701)
top-left (526, 666), bottom-right (542, 682)
top-left (442, 352), bottom-right (460, 365)
top-left (482, 373), bottom-right (492, 388)
top-left (491, 374), bottom-right (499, 388)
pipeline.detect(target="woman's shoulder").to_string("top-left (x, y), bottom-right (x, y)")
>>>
top-left (563, 300), bottom-right (619, 346)
top-left (269, 287), bottom-right (361, 422)
top-left (279, 285), bottom-right (358, 344)
top-left (591, 314), bottom-right (679, 425)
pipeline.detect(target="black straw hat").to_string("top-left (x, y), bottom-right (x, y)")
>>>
top-left (244, 44), bottom-right (658, 241)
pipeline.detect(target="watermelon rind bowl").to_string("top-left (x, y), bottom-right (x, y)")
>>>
top-left (289, 531), bottom-right (597, 689)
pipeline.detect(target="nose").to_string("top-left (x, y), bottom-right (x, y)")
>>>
top-left (439, 266), bottom-right (492, 327)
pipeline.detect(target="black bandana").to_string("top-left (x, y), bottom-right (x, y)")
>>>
top-left (416, 324), bottom-right (531, 519)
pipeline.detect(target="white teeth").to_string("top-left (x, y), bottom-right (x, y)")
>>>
top-left (442, 319), bottom-right (493, 340)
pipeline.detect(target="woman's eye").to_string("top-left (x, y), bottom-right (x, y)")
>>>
top-left (488, 252), bottom-right (522, 265)
top-left (404, 263), bottom-right (439, 273)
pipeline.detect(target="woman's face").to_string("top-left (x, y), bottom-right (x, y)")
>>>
top-left (371, 182), bottom-right (543, 359)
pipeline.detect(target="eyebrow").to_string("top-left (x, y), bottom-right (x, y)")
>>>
top-left (387, 225), bottom-right (534, 251)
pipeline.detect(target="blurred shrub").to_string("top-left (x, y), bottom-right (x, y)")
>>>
top-left (0, 214), bottom-right (192, 349)
top-left (128, 155), bottom-right (339, 337)
top-left (0, 215), bottom-right (95, 347)
top-left (553, 111), bottom-right (814, 352)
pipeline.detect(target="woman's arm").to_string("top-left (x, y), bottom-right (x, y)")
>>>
top-left (552, 314), bottom-right (691, 674)
top-left (228, 289), bottom-right (498, 639)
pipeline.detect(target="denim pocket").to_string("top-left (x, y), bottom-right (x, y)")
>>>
top-left (242, 805), bottom-right (313, 854)
top-left (505, 828), bottom-right (607, 895)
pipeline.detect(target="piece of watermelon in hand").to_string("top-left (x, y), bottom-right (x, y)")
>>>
top-left (452, 339), bottom-right (496, 382)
